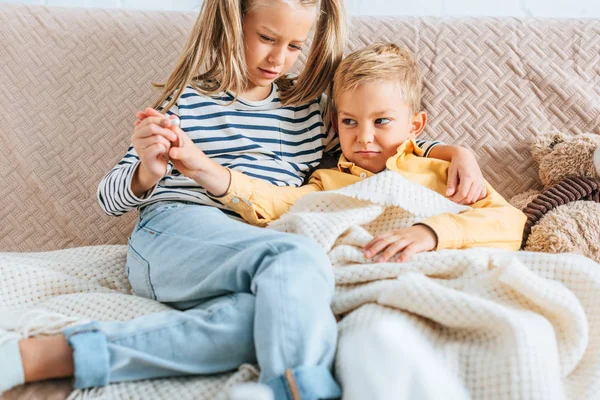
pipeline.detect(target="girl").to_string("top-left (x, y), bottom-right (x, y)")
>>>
top-left (1, 0), bottom-right (484, 399)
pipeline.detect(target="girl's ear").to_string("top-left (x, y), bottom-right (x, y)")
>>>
top-left (409, 111), bottom-right (427, 139)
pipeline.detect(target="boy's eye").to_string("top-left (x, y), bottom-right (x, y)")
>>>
top-left (260, 35), bottom-right (275, 43)
top-left (375, 118), bottom-right (391, 125)
top-left (342, 119), bottom-right (356, 126)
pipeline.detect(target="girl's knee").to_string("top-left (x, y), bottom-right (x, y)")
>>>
top-left (271, 233), bottom-right (328, 261)
top-left (269, 234), bottom-right (333, 282)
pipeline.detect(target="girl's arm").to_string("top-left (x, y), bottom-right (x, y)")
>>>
top-left (168, 126), bottom-right (322, 226)
top-left (419, 143), bottom-right (487, 205)
top-left (98, 109), bottom-right (180, 217)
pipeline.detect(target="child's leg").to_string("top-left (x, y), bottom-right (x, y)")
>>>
top-left (4, 293), bottom-right (256, 392)
top-left (62, 292), bottom-right (258, 386)
top-left (46, 202), bottom-right (338, 400)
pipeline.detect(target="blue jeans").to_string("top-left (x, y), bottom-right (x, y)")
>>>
top-left (63, 202), bottom-right (340, 400)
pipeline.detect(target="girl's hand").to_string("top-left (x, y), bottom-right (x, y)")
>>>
top-left (363, 225), bottom-right (438, 263)
top-left (446, 148), bottom-right (487, 205)
top-left (137, 108), bottom-right (231, 196)
top-left (168, 127), bottom-right (232, 196)
top-left (130, 108), bottom-right (179, 192)
top-left (167, 127), bottom-right (211, 181)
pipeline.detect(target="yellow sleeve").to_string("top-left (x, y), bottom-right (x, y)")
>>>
top-left (216, 170), bottom-right (323, 226)
top-left (420, 182), bottom-right (526, 251)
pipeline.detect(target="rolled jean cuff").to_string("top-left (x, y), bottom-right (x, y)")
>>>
top-left (264, 365), bottom-right (341, 400)
top-left (63, 323), bottom-right (110, 389)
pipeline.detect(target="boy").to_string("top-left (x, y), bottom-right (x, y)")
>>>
top-left (169, 42), bottom-right (526, 261)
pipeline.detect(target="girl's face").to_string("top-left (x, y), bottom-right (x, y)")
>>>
top-left (241, 1), bottom-right (316, 101)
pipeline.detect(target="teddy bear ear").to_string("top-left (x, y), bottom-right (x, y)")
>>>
top-left (531, 131), bottom-right (567, 162)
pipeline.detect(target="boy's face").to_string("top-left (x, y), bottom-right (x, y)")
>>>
top-left (335, 81), bottom-right (426, 173)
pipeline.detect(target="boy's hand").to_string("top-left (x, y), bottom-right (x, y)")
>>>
top-left (446, 147), bottom-right (486, 205)
top-left (363, 225), bottom-right (438, 263)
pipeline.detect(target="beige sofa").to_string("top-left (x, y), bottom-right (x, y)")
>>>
top-left (1, 4), bottom-right (599, 399)
top-left (2, 5), bottom-right (600, 253)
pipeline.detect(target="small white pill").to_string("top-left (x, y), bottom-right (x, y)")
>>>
top-left (160, 117), bottom-right (180, 128)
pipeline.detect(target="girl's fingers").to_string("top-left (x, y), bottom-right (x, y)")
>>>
top-left (145, 107), bottom-right (162, 116)
top-left (160, 117), bottom-right (180, 129)
top-left (172, 125), bottom-right (191, 148)
top-left (466, 184), bottom-right (485, 204)
top-left (463, 185), bottom-right (477, 205)
top-left (169, 146), bottom-right (182, 159)
top-left (137, 116), bottom-right (169, 129)
top-left (138, 135), bottom-right (171, 152)
top-left (136, 109), bottom-right (160, 123)
top-left (144, 142), bottom-right (169, 158)
top-left (135, 110), bottom-right (179, 132)
top-left (135, 123), bottom-right (178, 142)
top-left (446, 166), bottom-right (458, 196)
top-left (450, 181), bottom-right (472, 204)
top-left (477, 185), bottom-right (487, 201)
top-left (170, 131), bottom-right (180, 148)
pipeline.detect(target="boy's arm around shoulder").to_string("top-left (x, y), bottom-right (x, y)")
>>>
top-left (420, 181), bottom-right (527, 251)
top-left (216, 170), bottom-right (323, 226)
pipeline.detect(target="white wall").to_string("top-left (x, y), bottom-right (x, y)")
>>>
top-left (1, 0), bottom-right (600, 17)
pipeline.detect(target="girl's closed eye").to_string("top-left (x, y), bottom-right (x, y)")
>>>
top-left (260, 34), bottom-right (275, 43)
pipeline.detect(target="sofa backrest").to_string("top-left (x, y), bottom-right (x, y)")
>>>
top-left (1, 5), bottom-right (599, 252)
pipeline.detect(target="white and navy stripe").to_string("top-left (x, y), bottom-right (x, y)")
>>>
top-left (98, 84), bottom-right (336, 217)
top-left (415, 139), bottom-right (442, 157)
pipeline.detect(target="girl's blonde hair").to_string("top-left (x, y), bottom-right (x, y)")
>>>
top-left (332, 42), bottom-right (423, 115)
top-left (152, 0), bottom-right (347, 111)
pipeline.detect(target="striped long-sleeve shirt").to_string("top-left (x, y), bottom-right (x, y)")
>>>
top-left (98, 84), bottom-right (440, 219)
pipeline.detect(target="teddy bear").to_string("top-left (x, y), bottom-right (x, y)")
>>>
top-left (509, 131), bottom-right (600, 263)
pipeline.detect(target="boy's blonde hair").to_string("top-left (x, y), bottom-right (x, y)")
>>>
top-left (332, 42), bottom-right (423, 115)
top-left (152, 0), bottom-right (347, 111)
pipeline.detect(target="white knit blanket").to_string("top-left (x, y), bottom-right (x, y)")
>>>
top-left (0, 246), bottom-right (258, 399)
top-left (268, 171), bottom-right (600, 400)
top-left (2, 171), bottom-right (600, 399)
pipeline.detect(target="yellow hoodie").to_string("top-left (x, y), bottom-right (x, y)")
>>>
top-left (217, 140), bottom-right (526, 251)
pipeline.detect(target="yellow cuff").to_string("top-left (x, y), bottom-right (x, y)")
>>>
top-left (215, 170), bottom-right (273, 226)
top-left (420, 215), bottom-right (464, 250)
top-left (217, 170), bottom-right (255, 212)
